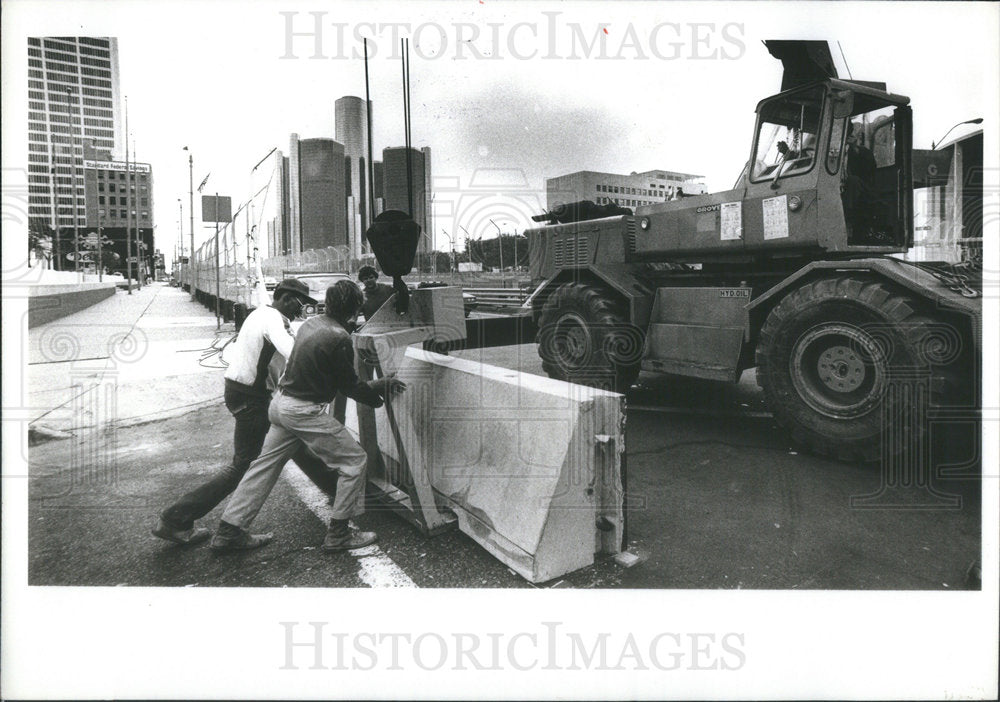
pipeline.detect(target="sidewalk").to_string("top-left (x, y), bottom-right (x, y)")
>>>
top-left (26, 282), bottom-right (232, 439)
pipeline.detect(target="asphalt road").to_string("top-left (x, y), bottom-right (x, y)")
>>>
top-left (28, 342), bottom-right (982, 590)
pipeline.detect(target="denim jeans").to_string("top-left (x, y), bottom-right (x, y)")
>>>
top-left (160, 384), bottom-right (339, 530)
top-left (220, 392), bottom-right (368, 529)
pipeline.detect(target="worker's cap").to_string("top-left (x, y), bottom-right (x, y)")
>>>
top-left (273, 278), bottom-right (318, 304)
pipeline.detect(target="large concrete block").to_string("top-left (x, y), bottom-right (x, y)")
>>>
top-left (366, 347), bottom-right (625, 583)
top-left (361, 286), bottom-right (466, 343)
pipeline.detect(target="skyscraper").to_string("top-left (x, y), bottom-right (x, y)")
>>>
top-left (382, 146), bottom-right (432, 254)
top-left (335, 96), bottom-right (371, 259)
top-left (27, 37), bottom-right (123, 256)
top-left (288, 133), bottom-right (347, 253)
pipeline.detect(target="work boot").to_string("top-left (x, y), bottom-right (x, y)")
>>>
top-left (151, 517), bottom-right (211, 546)
top-left (209, 520), bottom-right (273, 552)
top-left (322, 518), bottom-right (376, 552)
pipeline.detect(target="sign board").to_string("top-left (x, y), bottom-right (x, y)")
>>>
top-left (127, 256), bottom-right (138, 263)
top-left (83, 160), bottom-right (151, 174)
top-left (201, 195), bottom-right (232, 223)
top-left (458, 262), bottom-right (482, 272)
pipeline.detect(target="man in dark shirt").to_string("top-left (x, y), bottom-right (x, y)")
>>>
top-left (211, 280), bottom-right (406, 552)
top-left (358, 265), bottom-right (395, 321)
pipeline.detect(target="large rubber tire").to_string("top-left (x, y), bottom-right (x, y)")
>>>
top-left (756, 276), bottom-right (949, 463)
top-left (537, 282), bottom-right (643, 393)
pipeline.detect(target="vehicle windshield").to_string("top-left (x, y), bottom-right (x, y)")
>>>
top-left (750, 86), bottom-right (824, 181)
top-left (296, 274), bottom-right (350, 300)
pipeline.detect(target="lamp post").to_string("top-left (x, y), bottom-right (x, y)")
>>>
top-left (490, 219), bottom-right (504, 287)
top-left (932, 118), bottom-right (983, 150)
top-left (441, 229), bottom-right (455, 274)
top-left (512, 227), bottom-right (519, 274)
top-left (183, 146), bottom-right (195, 299)
top-left (65, 88), bottom-right (80, 274)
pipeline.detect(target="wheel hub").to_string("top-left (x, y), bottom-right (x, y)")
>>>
top-left (790, 324), bottom-right (887, 419)
top-left (817, 345), bottom-right (865, 392)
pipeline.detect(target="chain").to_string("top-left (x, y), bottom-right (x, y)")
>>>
top-left (915, 261), bottom-right (980, 298)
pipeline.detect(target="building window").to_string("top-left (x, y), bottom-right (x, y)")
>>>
top-left (119, 210), bottom-right (126, 219)
top-left (98, 209), bottom-right (105, 216)
top-left (99, 196), bottom-right (105, 204)
top-left (141, 211), bottom-right (149, 218)
top-left (140, 198), bottom-right (148, 206)
top-left (118, 172), bottom-right (125, 181)
top-left (109, 183), bottom-right (115, 192)
top-left (98, 171), bottom-right (105, 179)
top-left (98, 182), bottom-right (105, 191)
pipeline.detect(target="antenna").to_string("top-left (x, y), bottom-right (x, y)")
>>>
top-left (837, 41), bottom-right (853, 79)
top-left (402, 38), bottom-right (414, 218)
top-left (364, 38), bottom-right (376, 228)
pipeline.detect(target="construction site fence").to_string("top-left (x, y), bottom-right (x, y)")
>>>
top-left (177, 240), bottom-right (365, 322)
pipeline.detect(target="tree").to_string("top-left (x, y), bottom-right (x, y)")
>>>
top-left (28, 226), bottom-right (53, 268)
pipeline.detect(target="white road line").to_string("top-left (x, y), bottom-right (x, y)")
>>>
top-left (282, 461), bottom-right (418, 588)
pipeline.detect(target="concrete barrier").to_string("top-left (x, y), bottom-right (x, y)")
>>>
top-left (27, 282), bottom-right (117, 328)
top-left (363, 346), bottom-right (625, 583)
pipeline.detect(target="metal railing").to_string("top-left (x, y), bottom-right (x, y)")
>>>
top-left (467, 286), bottom-right (530, 307)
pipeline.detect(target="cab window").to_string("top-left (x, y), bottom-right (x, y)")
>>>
top-left (751, 86), bottom-right (824, 182)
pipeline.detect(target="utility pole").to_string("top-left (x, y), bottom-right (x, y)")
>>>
top-left (124, 95), bottom-right (133, 294)
top-left (177, 198), bottom-right (183, 274)
top-left (490, 219), bottom-right (504, 287)
top-left (214, 192), bottom-right (221, 330)
top-left (184, 146), bottom-right (195, 299)
top-left (50, 164), bottom-right (60, 271)
top-left (97, 205), bottom-right (103, 281)
top-left (132, 130), bottom-right (142, 290)
top-left (513, 228), bottom-right (518, 274)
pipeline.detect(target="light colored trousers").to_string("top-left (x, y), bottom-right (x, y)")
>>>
top-left (221, 391), bottom-right (368, 529)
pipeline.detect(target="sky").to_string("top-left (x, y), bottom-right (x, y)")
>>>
top-left (2, 0), bottom-right (996, 267)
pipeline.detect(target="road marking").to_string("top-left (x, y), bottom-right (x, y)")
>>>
top-left (283, 461), bottom-right (417, 588)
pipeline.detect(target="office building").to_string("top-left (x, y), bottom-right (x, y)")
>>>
top-left (27, 36), bottom-right (124, 262)
top-left (80, 154), bottom-right (154, 275)
top-left (335, 96), bottom-right (372, 259)
top-left (382, 146), bottom-right (432, 253)
top-left (265, 152), bottom-right (292, 257)
top-left (545, 169), bottom-right (707, 210)
top-left (288, 133), bottom-right (347, 253)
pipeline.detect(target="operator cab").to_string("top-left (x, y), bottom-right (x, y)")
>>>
top-left (745, 79), bottom-right (912, 251)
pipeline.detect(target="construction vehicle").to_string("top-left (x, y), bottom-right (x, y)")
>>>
top-left (525, 42), bottom-right (982, 462)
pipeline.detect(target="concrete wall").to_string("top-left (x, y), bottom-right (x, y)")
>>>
top-left (27, 281), bottom-right (117, 328)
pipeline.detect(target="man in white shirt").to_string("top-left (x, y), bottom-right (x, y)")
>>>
top-left (152, 278), bottom-right (329, 544)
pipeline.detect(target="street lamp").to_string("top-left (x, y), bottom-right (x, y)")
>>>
top-left (932, 118), bottom-right (983, 150)
top-left (459, 225), bottom-right (473, 265)
top-left (441, 229), bottom-right (455, 274)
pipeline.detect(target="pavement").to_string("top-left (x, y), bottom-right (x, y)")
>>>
top-left (22, 285), bottom-right (983, 589)
top-left (26, 282), bottom-right (231, 438)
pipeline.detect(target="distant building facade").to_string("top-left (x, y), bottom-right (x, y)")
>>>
top-left (382, 146), bottom-right (432, 253)
top-left (27, 36), bottom-right (124, 266)
top-left (545, 169), bottom-right (707, 210)
top-left (74, 155), bottom-right (154, 275)
top-left (335, 96), bottom-right (372, 259)
top-left (288, 133), bottom-right (348, 253)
